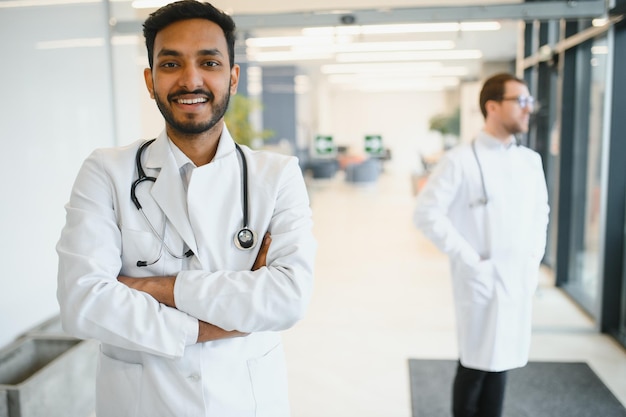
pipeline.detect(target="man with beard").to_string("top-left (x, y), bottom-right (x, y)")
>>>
top-left (56, 2), bottom-right (316, 416)
top-left (413, 73), bottom-right (549, 417)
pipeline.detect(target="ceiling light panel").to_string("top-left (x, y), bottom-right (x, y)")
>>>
top-left (302, 21), bottom-right (501, 36)
top-left (336, 49), bottom-right (483, 62)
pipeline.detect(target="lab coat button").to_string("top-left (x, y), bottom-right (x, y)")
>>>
top-left (188, 373), bottom-right (200, 381)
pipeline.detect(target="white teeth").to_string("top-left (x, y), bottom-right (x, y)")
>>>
top-left (177, 98), bottom-right (207, 104)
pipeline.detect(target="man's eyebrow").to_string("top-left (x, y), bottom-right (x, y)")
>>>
top-left (155, 48), bottom-right (224, 58)
top-left (198, 48), bottom-right (224, 58)
top-left (156, 48), bottom-right (181, 58)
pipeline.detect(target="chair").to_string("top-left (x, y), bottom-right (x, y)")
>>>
top-left (308, 158), bottom-right (340, 179)
top-left (345, 158), bottom-right (381, 183)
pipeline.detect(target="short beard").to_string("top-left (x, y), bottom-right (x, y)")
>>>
top-left (155, 87), bottom-right (231, 135)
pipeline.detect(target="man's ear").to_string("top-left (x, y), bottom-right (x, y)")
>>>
top-left (230, 64), bottom-right (240, 95)
top-left (485, 99), bottom-right (499, 115)
top-left (144, 67), bottom-right (155, 99)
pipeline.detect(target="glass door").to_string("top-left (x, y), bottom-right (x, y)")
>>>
top-left (563, 35), bottom-right (609, 317)
top-left (620, 198), bottom-right (626, 346)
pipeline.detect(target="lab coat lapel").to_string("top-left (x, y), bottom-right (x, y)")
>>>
top-left (144, 134), bottom-right (199, 259)
top-left (185, 127), bottom-right (238, 267)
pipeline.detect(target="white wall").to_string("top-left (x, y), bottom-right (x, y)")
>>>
top-left (0, 4), bottom-right (117, 347)
top-left (460, 81), bottom-right (485, 144)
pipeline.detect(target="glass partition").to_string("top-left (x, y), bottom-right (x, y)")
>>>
top-left (563, 35), bottom-right (610, 317)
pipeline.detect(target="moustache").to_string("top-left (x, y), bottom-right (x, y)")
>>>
top-left (168, 89), bottom-right (214, 102)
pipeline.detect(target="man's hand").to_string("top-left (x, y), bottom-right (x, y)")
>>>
top-left (116, 232), bottom-right (271, 306)
top-left (118, 231), bottom-right (272, 343)
top-left (251, 231), bottom-right (271, 271)
top-left (197, 321), bottom-right (247, 342)
top-left (117, 275), bottom-right (176, 307)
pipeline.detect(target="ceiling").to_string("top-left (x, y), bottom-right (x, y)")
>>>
top-left (110, 0), bottom-right (607, 92)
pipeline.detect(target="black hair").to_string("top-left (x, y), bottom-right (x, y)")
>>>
top-left (143, 0), bottom-right (236, 69)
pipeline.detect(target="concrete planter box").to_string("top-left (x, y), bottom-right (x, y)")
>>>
top-left (0, 390), bottom-right (7, 417)
top-left (0, 336), bottom-right (97, 417)
top-left (19, 316), bottom-right (65, 338)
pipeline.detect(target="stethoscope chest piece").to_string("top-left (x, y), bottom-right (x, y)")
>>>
top-left (234, 227), bottom-right (257, 250)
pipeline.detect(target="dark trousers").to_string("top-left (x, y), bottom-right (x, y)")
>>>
top-left (452, 361), bottom-right (508, 417)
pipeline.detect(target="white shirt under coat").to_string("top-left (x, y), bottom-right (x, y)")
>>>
top-left (413, 130), bottom-right (549, 372)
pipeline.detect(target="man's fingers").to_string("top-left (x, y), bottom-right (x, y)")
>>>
top-left (251, 232), bottom-right (271, 271)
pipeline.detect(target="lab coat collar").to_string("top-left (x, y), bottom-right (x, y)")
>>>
top-left (476, 130), bottom-right (517, 150)
top-left (213, 124), bottom-right (237, 161)
top-left (145, 125), bottom-right (237, 171)
top-left (139, 126), bottom-right (238, 262)
top-left (142, 131), bottom-right (199, 260)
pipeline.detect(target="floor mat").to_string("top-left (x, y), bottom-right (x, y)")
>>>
top-left (408, 359), bottom-right (626, 417)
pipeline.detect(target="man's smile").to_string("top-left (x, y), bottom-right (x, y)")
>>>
top-left (175, 97), bottom-right (208, 105)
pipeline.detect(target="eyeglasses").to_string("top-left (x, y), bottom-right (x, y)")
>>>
top-left (499, 95), bottom-right (536, 109)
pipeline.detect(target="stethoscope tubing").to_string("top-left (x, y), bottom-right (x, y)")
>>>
top-left (131, 139), bottom-right (256, 267)
top-left (471, 139), bottom-right (489, 207)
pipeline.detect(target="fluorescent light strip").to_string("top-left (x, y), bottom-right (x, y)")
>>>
top-left (343, 79), bottom-right (459, 92)
top-left (247, 51), bottom-right (333, 62)
top-left (290, 40), bottom-right (455, 54)
top-left (321, 62), bottom-right (443, 74)
top-left (132, 0), bottom-right (170, 8)
top-left (246, 37), bottom-right (455, 51)
top-left (246, 40), bottom-right (457, 62)
top-left (354, 85), bottom-right (447, 92)
top-left (35, 35), bottom-right (140, 50)
top-left (336, 50), bottom-right (482, 62)
top-left (0, 0), bottom-right (98, 7)
top-left (325, 67), bottom-right (469, 78)
top-left (246, 36), bottom-right (338, 48)
top-left (328, 74), bottom-right (460, 84)
top-left (591, 45), bottom-right (609, 54)
top-left (112, 35), bottom-right (142, 45)
top-left (36, 37), bottom-right (104, 49)
top-left (336, 40), bottom-right (454, 52)
top-left (303, 21), bottom-right (500, 36)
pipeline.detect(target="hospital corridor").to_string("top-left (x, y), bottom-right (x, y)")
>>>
top-left (281, 169), bottom-right (626, 417)
top-left (3, 1), bottom-right (626, 415)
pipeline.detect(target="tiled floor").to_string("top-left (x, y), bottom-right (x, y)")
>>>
top-left (283, 168), bottom-right (626, 417)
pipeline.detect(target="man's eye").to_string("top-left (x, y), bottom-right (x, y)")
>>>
top-left (160, 62), bottom-right (178, 68)
top-left (202, 61), bottom-right (219, 67)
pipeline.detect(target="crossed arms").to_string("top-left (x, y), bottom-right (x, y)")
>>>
top-left (117, 232), bottom-right (271, 343)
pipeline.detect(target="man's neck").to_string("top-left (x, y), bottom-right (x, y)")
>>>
top-left (483, 125), bottom-right (513, 143)
top-left (166, 124), bottom-right (223, 166)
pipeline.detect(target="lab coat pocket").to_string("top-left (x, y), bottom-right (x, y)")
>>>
top-left (247, 342), bottom-right (290, 417)
top-left (120, 227), bottom-right (162, 273)
top-left (524, 256), bottom-right (541, 295)
top-left (466, 260), bottom-right (495, 304)
top-left (96, 349), bottom-right (143, 417)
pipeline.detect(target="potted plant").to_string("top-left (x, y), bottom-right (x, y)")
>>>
top-left (225, 94), bottom-right (274, 148)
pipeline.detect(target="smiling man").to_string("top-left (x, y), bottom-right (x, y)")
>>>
top-left (56, 2), bottom-right (316, 416)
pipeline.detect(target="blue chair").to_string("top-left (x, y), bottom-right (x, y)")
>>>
top-left (345, 158), bottom-right (381, 183)
top-left (308, 158), bottom-right (339, 179)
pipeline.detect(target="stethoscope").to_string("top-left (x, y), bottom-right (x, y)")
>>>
top-left (469, 136), bottom-right (520, 208)
top-left (470, 139), bottom-right (489, 208)
top-left (130, 139), bottom-right (256, 267)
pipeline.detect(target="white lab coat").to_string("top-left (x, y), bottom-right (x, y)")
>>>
top-left (56, 127), bottom-right (316, 417)
top-left (413, 131), bottom-right (549, 372)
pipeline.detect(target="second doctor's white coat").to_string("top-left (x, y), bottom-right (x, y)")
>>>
top-left (56, 127), bottom-right (316, 417)
top-left (413, 131), bottom-right (549, 372)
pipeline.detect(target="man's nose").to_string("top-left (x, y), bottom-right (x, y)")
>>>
top-left (179, 65), bottom-right (203, 90)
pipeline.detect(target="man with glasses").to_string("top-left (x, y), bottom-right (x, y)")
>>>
top-left (414, 73), bottom-right (549, 417)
